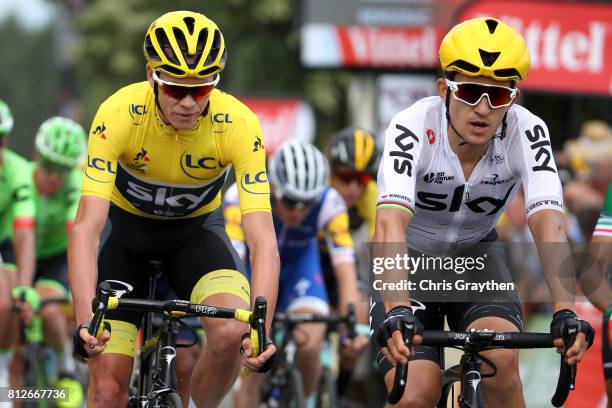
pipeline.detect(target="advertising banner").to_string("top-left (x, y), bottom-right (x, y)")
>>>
top-left (239, 97), bottom-right (315, 155)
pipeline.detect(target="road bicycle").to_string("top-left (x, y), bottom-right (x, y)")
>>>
top-left (260, 306), bottom-right (358, 408)
top-left (89, 266), bottom-right (268, 408)
top-left (387, 325), bottom-right (578, 407)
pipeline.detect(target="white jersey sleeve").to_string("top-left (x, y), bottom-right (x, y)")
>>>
top-left (376, 99), bottom-right (430, 215)
top-left (509, 105), bottom-right (564, 217)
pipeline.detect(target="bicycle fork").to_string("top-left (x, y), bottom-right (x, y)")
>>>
top-left (459, 352), bottom-right (485, 408)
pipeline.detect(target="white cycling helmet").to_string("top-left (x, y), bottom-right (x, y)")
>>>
top-left (268, 140), bottom-right (329, 202)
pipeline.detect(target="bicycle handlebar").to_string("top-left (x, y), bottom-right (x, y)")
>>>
top-left (388, 330), bottom-right (574, 407)
top-left (89, 281), bottom-right (267, 361)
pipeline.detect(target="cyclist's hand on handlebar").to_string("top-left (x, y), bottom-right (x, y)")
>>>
top-left (376, 306), bottom-right (423, 366)
top-left (73, 321), bottom-right (111, 359)
top-left (240, 335), bottom-right (276, 373)
top-left (11, 286), bottom-right (40, 325)
top-left (550, 309), bottom-right (595, 365)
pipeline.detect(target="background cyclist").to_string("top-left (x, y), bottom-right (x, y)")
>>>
top-left (225, 140), bottom-right (364, 407)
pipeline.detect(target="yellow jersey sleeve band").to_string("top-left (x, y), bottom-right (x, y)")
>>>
top-left (190, 269), bottom-right (251, 306)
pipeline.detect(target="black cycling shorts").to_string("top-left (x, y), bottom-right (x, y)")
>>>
top-left (97, 205), bottom-right (247, 327)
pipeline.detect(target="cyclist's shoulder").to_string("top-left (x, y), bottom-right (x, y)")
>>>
top-left (2, 149), bottom-right (31, 171)
top-left (208, 90), bottom-right (258, 125)
top-left (100, 81), bottom-right (151, 109)
top-left (318, 187), bottom-right (348, 218)
top-left (506, 104), bottom-right (549, 138)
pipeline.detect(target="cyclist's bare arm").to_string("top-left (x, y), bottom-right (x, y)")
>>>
top-left (332, 262), bottom-right (360, 314)
top-left (528, 208), bottom-right (590, 363)
top-left (242, 211), bottom-right (279, 325)
top-left (582, 234), bottom-right (612, 312)
top-left (68, 196), bottom-right (110, 325)
top-left (374, 207), bottom-right (413, 311)
top-left (13, 225), bottom-right (35, 286)
top-left (527, 209), bottom-right (576, 312)
top-left (373, 207), bottom-right (418, 364)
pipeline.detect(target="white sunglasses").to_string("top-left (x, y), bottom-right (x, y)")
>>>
top-left (445, 79), bottom-right (517, 109)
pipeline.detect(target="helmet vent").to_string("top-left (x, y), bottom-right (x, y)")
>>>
top-left (183, 17), bottom-right (195, 35)
top-left (485, 19), bottom-right (498, 34)
top-left (204, 30), bottom-right (222, 67)
top-left (494, 68), bottom-right (522, 80)
top-left (449, 59), bottom-right (480, 73)
top-left (478, 49), bottom-right (500, 67)
top-left (155, 28), bottom-right (180, 66)
top-left (144, 35), bottom-right (162, 62)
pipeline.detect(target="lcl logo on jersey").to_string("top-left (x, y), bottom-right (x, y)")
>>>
top-left (241, 171), bottom-right (269, 195)
top-left (416, 183), bottom-right (516, 215)
top-left (213, 113), bottom-right (233, 123)
top-left (526, 125), bottom-right (556, 173)
top-left (129, 104), bottom-right (147, 124)
top-left (390, 124), bottom-right (419, 177)
top-left (180, 151), bottom-right (224, 180)
top-left (87, 156), bottom-right (116, 174)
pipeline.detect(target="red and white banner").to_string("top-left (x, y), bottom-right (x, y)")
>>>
top-left (301, 24), bottom-right (440, 68)
top-left (458, 0), bottom-right (612, 95)
top-left (239, 97), bottom-right (315, 156)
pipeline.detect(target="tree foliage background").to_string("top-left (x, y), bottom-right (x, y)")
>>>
top-left (75, 0), bottom-right (350, 144)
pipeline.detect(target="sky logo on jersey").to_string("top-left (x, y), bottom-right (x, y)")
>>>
top-left (240, 171), bottom-right (269, 195)
top-left (416, 183), bottom-right (516, 215)
top-left (526, 124), bottom-right (556, 173)
top-left (115, 164), bottom-right (228, 217)
top-left (390, 124), bottom-right (419, 177)
top-left (92, 123), bottom-right (107, 140)
top-left (213, 113), bottom-right (233, 123)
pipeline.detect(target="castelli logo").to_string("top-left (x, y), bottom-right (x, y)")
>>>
top-left (426, 128), bottom-right (435, 145)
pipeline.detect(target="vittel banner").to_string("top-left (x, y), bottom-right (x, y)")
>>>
top-left (459, 0), bottom-right (612, 95)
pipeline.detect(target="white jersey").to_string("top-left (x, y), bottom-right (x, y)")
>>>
top-left (377, 96), bottom-right (563, 255)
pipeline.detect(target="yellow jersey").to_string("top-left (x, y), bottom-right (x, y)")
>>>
top-left (353, 180), bottom-right (378, 238)
top-left (82, 81), bottom-right (270, 219)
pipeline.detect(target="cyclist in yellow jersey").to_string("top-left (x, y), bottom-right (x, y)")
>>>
top-left (69, 11), bottom-right (279, 407)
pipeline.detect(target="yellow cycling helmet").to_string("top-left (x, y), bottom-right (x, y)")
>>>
top-left (143, 11), bottom-right (227, 79)
top-left (440, 17), bottom-right (530, 81)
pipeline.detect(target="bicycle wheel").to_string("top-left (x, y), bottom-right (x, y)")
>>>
top-left (315, 367), bottom-right (337, 408)
top-left (279, 368), bottom-right (305, 408)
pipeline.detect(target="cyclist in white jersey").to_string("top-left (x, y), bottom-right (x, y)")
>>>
top-left (371, 17), bottom-right (594, 407)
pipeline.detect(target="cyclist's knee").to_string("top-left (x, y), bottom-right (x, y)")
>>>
top-left (395, 391), bottom-right (439, 408)
top-left (90, 377), bottom-right (129, 406)
top-left (205, 319), bottom-right (246, 357)
top-left (483, 349), bottom-right (521, 394)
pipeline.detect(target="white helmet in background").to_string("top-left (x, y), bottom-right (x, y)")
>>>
top-left (268, 140), bottom-right (329, 203)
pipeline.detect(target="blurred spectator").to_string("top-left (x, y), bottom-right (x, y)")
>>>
top-left (562, 120), bottom-right (612, 230)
